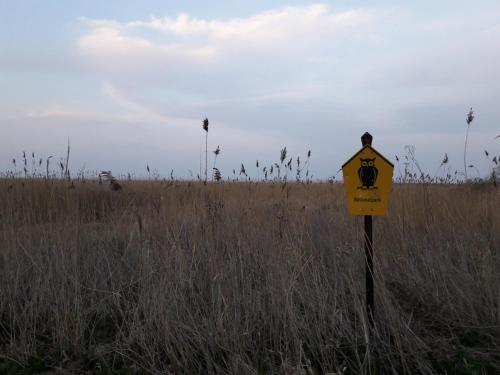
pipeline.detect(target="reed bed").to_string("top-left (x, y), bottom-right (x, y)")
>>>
top-left (0, 179), bottom-right (498, 374)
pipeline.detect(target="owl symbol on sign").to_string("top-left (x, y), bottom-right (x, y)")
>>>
top-left (358, 158), bottom-right (378, 189)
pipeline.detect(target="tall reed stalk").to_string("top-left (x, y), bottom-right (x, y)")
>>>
top-left (463, 107), bottom-right (474, 181)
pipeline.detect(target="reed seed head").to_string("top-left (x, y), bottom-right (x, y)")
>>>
top-left (466, 107), bottom-right (474, 125)
top-left (280, 147), bottom-right (287, 164)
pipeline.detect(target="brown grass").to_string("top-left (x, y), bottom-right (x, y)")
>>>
top-left (0, 179), bottom-right (498, 374)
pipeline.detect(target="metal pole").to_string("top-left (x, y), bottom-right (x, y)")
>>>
top-left (364, 215), bottom-right (374, 327)
top-left (361, 132), bottom-right (374, 327)
top-left (205, 131), bottom-right (208, 183)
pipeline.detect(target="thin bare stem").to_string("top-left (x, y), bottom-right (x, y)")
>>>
top-left (464, 124), bottom-right (470, 181)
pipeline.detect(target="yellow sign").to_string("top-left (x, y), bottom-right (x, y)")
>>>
top-left (342, 145), bottom-right (394, 216)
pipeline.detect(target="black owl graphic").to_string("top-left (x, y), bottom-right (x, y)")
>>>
top-left (358, 158), bottom-right (378, 189)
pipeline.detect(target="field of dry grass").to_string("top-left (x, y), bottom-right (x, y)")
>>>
top-left (0, 179), bottom-right (499, 374)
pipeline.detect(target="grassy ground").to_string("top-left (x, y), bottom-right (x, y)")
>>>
top-left (0, 179), bottom-right (498, 374)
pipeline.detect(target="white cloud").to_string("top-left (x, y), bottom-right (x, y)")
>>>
top-left (79, 24), bottom-right (216, 72)
top-left (26, 81), bottom-right (201, 128)
top-left (27, 107), bottom-right (96, 119)
top-left (78, 5), bottom-right (379, 72)
top-left (100, 81), bottom-right (171, 123)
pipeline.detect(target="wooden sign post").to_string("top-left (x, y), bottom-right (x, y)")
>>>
top-left (342, 132), bottom-right (394, 326)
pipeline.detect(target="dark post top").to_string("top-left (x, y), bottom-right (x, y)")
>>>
top-left (361, 132), bottom-right (373, 146)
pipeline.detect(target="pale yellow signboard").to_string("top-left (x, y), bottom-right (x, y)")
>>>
top-left (342, 145), bottom-right (394, 216)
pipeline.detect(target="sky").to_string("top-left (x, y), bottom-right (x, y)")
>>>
top-left (1, 0), bottom-right (499, 180)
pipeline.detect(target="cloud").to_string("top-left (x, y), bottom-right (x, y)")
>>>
top-left (78, 5), bottom-right (379, 74)
top-left (79, 23), bottom-right (216, 70)
top-left (27, 107), bottom-right (96, 119)
top-left (76, 3), bottom-right (389, 127)
top-left (74, 5), bottom-right (500, 123)
top-left (26, 81), bottom-right (201, 128)
top-left (100, 81), bottom-right (172, 123)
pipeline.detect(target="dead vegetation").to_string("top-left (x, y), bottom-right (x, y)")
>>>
top-left (0, 179), bottom-right (498, 374)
